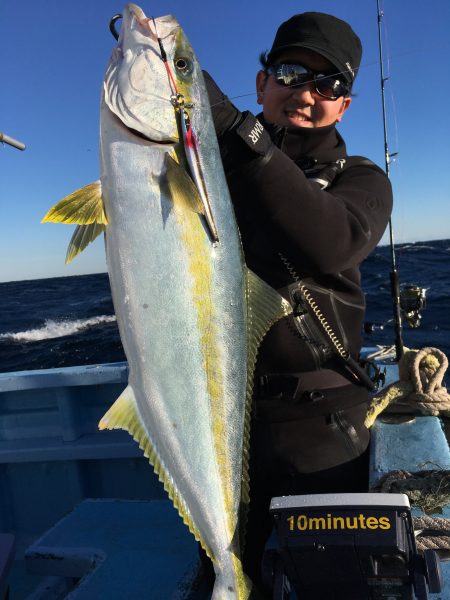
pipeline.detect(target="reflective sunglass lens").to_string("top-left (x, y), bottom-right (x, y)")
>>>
top-left (315, 76), bottom-right (349, 99)
top-left (270, 64), bottom-right (312, 87)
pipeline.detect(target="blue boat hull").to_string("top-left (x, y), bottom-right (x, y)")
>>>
top-left (1, 354), bottom-right (449, 598)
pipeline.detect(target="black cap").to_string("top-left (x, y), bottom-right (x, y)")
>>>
top-left (267, 12), bottom-right (362, 84)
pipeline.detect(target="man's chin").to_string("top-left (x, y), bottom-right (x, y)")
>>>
top-left (285, 117), bottom-right (314, 128)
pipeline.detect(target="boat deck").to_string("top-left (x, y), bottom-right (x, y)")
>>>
top-left (24, 499), bottom-right (202, 600)
top-left (1, 356), bottom-right (450, 598)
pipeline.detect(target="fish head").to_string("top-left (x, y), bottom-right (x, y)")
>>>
top-left (103, 3), bottom-right (203, 144)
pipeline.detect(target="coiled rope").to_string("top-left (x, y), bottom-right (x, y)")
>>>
top-left (414, 515), bottom-right (450, 552)
top-left (365, 347), bottom-right (450, 427)
top-left (376, 469), bottom-right (450, 551)
top-left (367, 348), bottom-right (450, 551)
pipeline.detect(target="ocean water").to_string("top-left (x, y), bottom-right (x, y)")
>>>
top-left (0, 239), bottom-right (449, 374)
top-left (361, 238), bottom-right (450, 359)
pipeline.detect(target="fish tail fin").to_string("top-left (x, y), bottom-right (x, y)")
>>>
top-left (42, 181), bottom-right (106, 224)
top-left (41, 181), bottom-right (107, 263)
top-left (99, 386), bottom-right (215, 561)
top-left (65, 223), bottom-right (105, 264)
top-left (211, 564), bottom-right (253, 600)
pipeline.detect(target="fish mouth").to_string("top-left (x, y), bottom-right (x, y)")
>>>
top-left (128, 125), bottom-right (177, 146)
top-left (107, 105), bottom-right (177, 146)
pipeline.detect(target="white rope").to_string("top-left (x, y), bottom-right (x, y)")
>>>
top-left (365, 347), bottom-right (450, 427)
top-left (414, 515), bottom-right (450, 551)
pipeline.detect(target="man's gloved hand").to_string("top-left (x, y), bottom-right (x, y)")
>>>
top-left (203, 70), bottom-right (242, 138)
top-left (203, 70), bottom-right (274, 167)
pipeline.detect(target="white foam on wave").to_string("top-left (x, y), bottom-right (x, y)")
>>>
top-left (401, 244), bottom-right (436, 252)
top-left (0, 315), bottom-right (117, 343)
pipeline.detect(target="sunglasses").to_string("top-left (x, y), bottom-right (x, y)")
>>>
top-left (267, 63), bottom-right (351, 100)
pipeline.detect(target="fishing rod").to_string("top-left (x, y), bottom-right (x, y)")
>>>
top-left (0, 132), bottom-right (25, 151)
top-left (376, 0), bottom-right (404, 361)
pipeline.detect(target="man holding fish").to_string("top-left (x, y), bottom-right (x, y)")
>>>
top-left (205, 10), bottom-right (393, 590)
top-left (44, 5), bottom-right (392, 598)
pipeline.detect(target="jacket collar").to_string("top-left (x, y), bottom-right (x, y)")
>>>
top-left (257, 113), bottom-right (348, 169)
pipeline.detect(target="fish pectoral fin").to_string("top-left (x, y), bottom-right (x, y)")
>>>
top-left (41, 181), bottom-right (107, 225)
top-left (164, 152), bottom-right (204, 214)
top-left (66, 223), bottom-right (106, 264)
top-left (99, 384), bottom-right (215, 562)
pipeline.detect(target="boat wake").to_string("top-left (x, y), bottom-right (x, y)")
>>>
top-left (0, 315), bottom-right (117, 343)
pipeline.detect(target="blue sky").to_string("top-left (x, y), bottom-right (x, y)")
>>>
top-left (1, 0), bottom-right (449, 282)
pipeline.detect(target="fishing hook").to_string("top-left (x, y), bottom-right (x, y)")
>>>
top-left (170, 94), bottom-right (193, 110)
top-left (109, 14), bottom-right (122, 41)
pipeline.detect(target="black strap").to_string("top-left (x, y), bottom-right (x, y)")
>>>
top-left (257, 369), bottom-right (353, 398)
top-left (287, 282), bottom-right (375, 391)
top-left (305, 156), bottom-right (378, 190)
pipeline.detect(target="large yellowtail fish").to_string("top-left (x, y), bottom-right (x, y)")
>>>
top-left (42, 4), bottom-right (291, 598)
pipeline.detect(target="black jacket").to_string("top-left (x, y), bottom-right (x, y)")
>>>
top-left (221, 114), bottom-right (393, 377)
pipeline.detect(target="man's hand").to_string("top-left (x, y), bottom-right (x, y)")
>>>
top-left (203, 71), bottom-right (242, 138)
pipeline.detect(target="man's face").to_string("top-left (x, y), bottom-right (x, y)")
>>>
top-left (256, 48), bottom-right (352, 129)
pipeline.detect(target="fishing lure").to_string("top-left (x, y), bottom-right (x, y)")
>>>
top-left (151, 17), bottom-right (219, 244)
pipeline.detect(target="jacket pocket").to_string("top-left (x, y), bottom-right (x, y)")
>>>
top-left (251, 394), bottom-right (370, 475)
top-left (330, 409), bottom-right (368, 460)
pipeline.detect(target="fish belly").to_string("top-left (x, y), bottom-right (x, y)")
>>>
top-left (100, 105), bottom-right (249, 586)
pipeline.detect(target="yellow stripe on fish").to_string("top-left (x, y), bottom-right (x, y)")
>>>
top-left (166, 151), bottom-right (234, 547)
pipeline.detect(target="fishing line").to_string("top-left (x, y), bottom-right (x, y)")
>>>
top-left (149, 16), bottom-right (180, 98)
top-left (222, 41), bottom-right (450, 105)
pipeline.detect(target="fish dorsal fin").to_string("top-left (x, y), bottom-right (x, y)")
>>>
top-left (245, 267), bottom-right (293, 406)
top-left (66, 223), bottom-right (106, 264)
top-left (164, 152), bottom-right (204, 214)
top-left (241, 269), bottom-right (293, 507)
top-left (42, 181), bottom-right (107, 225)
top-left (99, 385), bottom-right (214, 560)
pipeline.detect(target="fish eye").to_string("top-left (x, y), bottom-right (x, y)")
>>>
top-left (174, 56), bottom-right (192, 75)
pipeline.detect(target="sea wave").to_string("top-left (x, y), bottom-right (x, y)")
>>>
top-left (399, 244), bottom-right (436, 252)
top-left (0, 315), bottom-right (117, 343)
